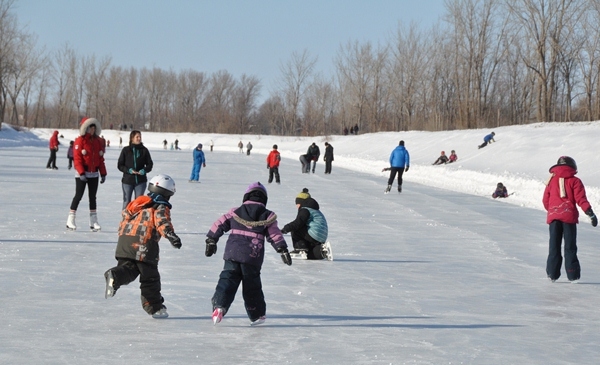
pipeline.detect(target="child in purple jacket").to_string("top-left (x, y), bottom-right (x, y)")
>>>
top-left (205, 182), bottom-right (291, 326)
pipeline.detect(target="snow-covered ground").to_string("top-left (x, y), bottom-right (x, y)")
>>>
top-left (1, 122), bottom-right (599, 364)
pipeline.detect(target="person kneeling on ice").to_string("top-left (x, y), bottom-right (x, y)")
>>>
top-left (492, 182), bottom-right (509, 198)
top-left (104, 174), bottom-right (182, 319)
top-left (205, 182), bottom-right (291, 326)
top-left (280, 188), bottom-right (329, 260)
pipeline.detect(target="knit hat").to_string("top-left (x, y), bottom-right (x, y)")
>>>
top-left (295, 188), bottom-right (311, 205)
top-left (243, 182), bottom-right (268, 204)
top-left (79, 117), bottom-right (101, 136)
top-left (197, 143), bottom-right (203, 149)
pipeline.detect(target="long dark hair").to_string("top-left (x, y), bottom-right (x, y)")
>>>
top-left (129, 130), bottom-right (141, 145)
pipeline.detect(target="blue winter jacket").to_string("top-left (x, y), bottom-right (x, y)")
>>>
top-left (193, 148), bottom-right (205, 165)
top-left (304, 207), bottom-right (328, 243)
top-left (389, 146), bottom-right (410, 168)
top-left (483, 133), bottom-right (495, 143)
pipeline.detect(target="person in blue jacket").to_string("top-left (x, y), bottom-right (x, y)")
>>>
top-left (189, 143), bottom-right (206, 182)
top-left (385, 140), bottom-right (410, 193)
top-left (478, 132), bottom-right (495, 149)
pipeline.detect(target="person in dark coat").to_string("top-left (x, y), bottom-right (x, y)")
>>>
top-left (205, 182), bottom-right (291, 326)
top-left (492, 182), bottom-right (509, 198)
top-left (324, 142), bottom-right (334, 174)
top-left (104, 174), bottom-right (181, 319)
top-left (306, 142), bottom-right (320, 173)
top-left (478, 132), bottom-right (495, 149)
top-left (385, 140), bottom-right (410, 193)
top-left (432, 151), bottom-right (449, 165)
top-left (46, 130), bottom-right (60, 170)
top-left (117, 130), bottom-right (154, 210)
top-left (543, 156), bottom-right (597, 282)
top-left (281, 188), bottom-right (329, 260)
top-left (189, 143), bottom-right (206, 182)
top-left (67, 141), bottom-right (74, 169)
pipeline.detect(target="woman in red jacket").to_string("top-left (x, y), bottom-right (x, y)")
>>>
top-left (543, 156), bottom-right (597, 282)
top-left (66, 117), bottom-right (107, 231)
top-left (46, 130), bottom-right (59, 170)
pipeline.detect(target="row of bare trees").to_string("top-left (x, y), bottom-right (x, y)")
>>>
top-left (3, 0), bottom-right (600, 135)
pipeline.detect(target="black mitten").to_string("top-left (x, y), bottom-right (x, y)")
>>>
top-left (205, 238), bottom-right (217, 257)
top-left (585, 208), bottom-right (598, 227)
top-left (277, 247), bottom-right (292, 266)
top-left (165, 231), bottom-right (182, 249)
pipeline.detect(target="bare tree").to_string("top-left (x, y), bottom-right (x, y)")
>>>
top-left (277, 49), bottom-right (317, 135)
top-left (232, 74), bottom-right (261, 134)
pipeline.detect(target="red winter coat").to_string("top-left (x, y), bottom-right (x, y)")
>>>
top-left (49, 130), bottom-right (59, 150)
top-left (73, 133), bottom-right (107, 176)
top-left (542, 165), bottom-right (591, 224)
top-left (267, 150), bottom-right (281, 168)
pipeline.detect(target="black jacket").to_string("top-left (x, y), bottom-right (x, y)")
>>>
top-left (307, 144), bottom-right (321, 161)
top-left (117, 143), bottom-right (154, 186)
top-left (282, 197), bottom-right (320, 233)
top-left (324, 145), bottom-right (334, 161)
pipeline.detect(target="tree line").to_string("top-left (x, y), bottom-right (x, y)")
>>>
top-left (2, 0), bottom-right (600, 136)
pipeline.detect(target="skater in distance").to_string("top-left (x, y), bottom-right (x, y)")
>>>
top-left (385, 140), bottom-right (410, 193)
top-left (478, 132), bottom-right (495, 149)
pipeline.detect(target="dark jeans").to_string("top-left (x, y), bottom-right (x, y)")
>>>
top-left (291, 228), bottom-right (326, 260)
top-left (46, 148), bottom-right (57, 168)
top-left (122, 182), bottom-right (147, 210)
top-left (547, 221), bottom-right (580, 281)
top-left (109, 258), bottom-right (164, 314)
top-left (325, 160), bottom-right (332, 174)
top-left (268, 167), bottom-right (280, 183)
top-left (211, 260), bottom-right (265, 321)
top-left (311, 160), bottom-right (317, 173)
top-left (387, 167), bottom-right (405, 187)
top-left (68, 157), bottom-right (73, 169)
top-left (70, 177), bottom-right (99, 211)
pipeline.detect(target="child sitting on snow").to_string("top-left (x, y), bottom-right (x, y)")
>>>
top-left (432, 151), bottom-right (449, 165)
top-left (492, 182), bottom-right (509, 198)
top-left (281, 188), bottom-right (329, 260)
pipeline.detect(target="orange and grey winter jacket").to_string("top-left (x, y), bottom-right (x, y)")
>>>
top-left (115, 195), bottom-right (175, 265)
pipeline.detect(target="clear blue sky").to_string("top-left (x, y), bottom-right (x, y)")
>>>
top-left (14, 0), bottom-right (445, 100)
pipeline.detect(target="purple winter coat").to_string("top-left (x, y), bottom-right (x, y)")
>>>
top-left (207, 200), bottom-right (287, 267)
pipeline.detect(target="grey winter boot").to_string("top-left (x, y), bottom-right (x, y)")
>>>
top-left (90, 211), bottom-right (101, 231)
top-left (66, 211), bottom-right (77, 230)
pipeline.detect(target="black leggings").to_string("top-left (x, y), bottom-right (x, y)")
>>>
top-left (387, 167), bottom-right (405, 187)
top-left (70, 177), bottom-right (99, 211)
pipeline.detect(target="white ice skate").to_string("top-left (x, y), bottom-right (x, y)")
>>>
top-left (66, 212), bottom-right (77, 231)
top-left (152, 307), bottom-right (169, 319)
top-left (321, 241), bottom-right (334, 261)
top-left (90, 212), bottom-right (101, 232)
